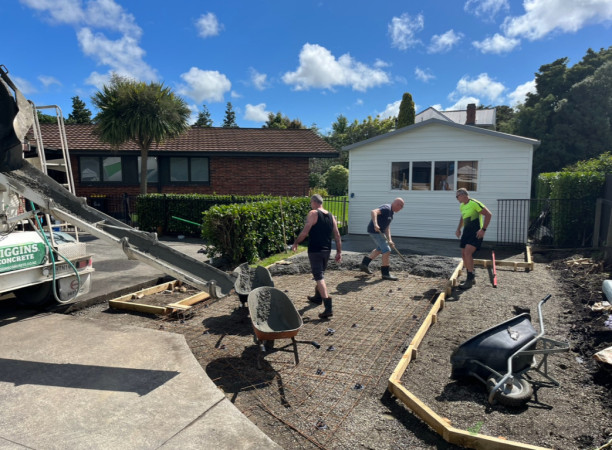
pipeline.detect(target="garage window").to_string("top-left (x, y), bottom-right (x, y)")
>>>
top-left (391, 160), bottom-right (478, 191)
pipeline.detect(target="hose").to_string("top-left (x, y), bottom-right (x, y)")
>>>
top-left (29, 201), bottom-right (80, 304)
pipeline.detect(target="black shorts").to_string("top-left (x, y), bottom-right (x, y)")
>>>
top-left (460, 228), bottom-right (482, 250)
top-left (308, 250), bottom-right (331, 281)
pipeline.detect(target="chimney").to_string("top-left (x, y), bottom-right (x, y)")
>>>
top-left (466, 103), bottom-right (476, 125)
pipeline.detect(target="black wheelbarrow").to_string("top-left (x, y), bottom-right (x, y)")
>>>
top-left (233, 263), bottom-right (274, 307)
top-left (247, 286), bottom-right (303, 369)
top-left (450, 294), bottom-right (569, 407)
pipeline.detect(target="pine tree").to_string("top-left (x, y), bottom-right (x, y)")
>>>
top-left (66, 96), bottom-right (92, 124)
top-left (194, 104), bottom-right (213, 127)
top-left (222, 102), bottom-right (238, 128)
top-left (396, 92), bottom-right (415, 129)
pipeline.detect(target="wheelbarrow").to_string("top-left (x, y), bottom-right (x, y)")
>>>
top-left (450, 294), bottom-right (569, 407)
top-left (247, 286), bottom-right (303, 369)
top-left (233, 263), bottom-right (274, 307)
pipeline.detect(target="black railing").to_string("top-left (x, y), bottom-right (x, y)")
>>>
top-left (324, 196), bottom-right (348, 235)
top-left (497, 198), bottom-right (596, 248)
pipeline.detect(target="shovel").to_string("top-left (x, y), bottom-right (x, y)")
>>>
top-left (378, 231), bottom-right (407, 262)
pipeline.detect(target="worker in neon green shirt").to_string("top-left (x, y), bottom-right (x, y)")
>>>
top-left (455, 188), bottom-right (492, 289)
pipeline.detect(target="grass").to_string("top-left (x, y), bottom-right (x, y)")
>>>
top-left (255, 245), bottom-right (307, 267)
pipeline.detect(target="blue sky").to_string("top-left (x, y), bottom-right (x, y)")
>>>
top-left (3, 0), bottom-right (611, 133)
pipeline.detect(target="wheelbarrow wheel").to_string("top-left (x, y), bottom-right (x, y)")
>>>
top-left (487, 377), bottom-right (533, 407)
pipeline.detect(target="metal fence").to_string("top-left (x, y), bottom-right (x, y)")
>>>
top-left (497, 198), bottom-right (596, 248)
top-left (324, 195), bottom-right (348, 235)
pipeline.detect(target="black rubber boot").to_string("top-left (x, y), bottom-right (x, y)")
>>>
top-left (458, 272), bottom-right (475, 290)
top-left (319, 298), bottom-right (333, 319)
top-left (307, 288), bottom-right (323, 304)
top-left (381, 266), bottom-right (398, 281)
top-left (360, 256), bottom-right (373, 274)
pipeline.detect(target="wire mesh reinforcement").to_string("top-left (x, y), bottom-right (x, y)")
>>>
top-left (143, 272), bottom-right (446, 449)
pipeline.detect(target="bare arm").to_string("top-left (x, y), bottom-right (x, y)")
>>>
top-left (455, 217), bottom-right (463, 238)
top-left (332, 216), bottom-right (342, 262)
top-left (291, 210), bottom-right (318, 251)
top-left (476, 206), bottom-right (492, 240)
top-left (371, 208), bottom-right (381, 232)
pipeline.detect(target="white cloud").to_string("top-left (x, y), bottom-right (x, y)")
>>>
top-left (464, 0), bottom-right (509, 19)
top-left (282, 43), bottom-right (390, 92)
top-left (84, 71), bottom-right (110, 90)
top-left (178, 67), bottom-right (231, 103)
top-left (388, 13), bottom-right (424, 50)
top-left (507, 79), bottom-right (537, 106)
top-left (38, 75), bottom-right (61, 87)
top-left (448, 96), bottom-right (481, 110)
top-left (374, 59), bottom-right (391, 68)
top-left (230, 90), bottom-right (241, 98)
top-left (244, 103), bottom-right (270, 122)
top-left (187, 103), bottom-right (199, 125)
top-left (428, 30), bottom-right (463, 53)
top-left (249, 68), bottom-right (268, 90)
top-left (378, 100), bottom-right (401, 119)
top-left (472, 33), bottom-right (520, 53)
top-left (13, 76), bottom-right (36, 95)
top-left (502, 0), bottom-right (612, 41)
top-left (451, 73), bottom-right (506, 103)
top-left (196, 12), bottom-right (222, 38)
top-left (22, 0), bottom-right (157, 85)
top-left (78, 28), bottom-right (158, 82)
top-left (415, 67), bottom-right (435, 82)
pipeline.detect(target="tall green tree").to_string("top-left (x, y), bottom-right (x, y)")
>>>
top-left (494, 105), bottom-right (516, 134)
top-left (66, 96), bottom-right (92, 124)
top-left (262, 111), bottom-right (304, 129)
top-left (222, 102), bottom-right (238, 128)
top-left (514, 46), bottom-right (612, 177)
top-left (396, 92), bottom-right (415, 128)
top-left (194, 104), bottom-right (213, 127)
top-left (91, 74), bottom-right (190, 194)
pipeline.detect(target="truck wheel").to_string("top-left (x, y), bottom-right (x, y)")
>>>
top-left (14, 281), bottom-right (54, 307)
top-left (487, 377), bottom-right (533, 407)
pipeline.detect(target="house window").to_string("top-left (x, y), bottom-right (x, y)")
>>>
top-left (137, 156), bottom-right (159, 182)
top-left (391, 162), bottom-right (410, 190)
top-left (170, 157), bottom-right (209, 183)
top-left (80, 156), bottom-right (122, 182)
top-left (412, 161), bottom-right (431, 190)
top-left (434, 161), bottom-right (454, 191)
top-left (457, 160), bottom-right (478, 191)
top-left (391, 160), bottom-right (478, 191)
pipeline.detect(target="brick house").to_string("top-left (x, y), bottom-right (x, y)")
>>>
top-left (32, 124), bottom-right (338, 213)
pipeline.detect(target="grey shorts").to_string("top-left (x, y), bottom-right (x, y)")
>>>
top-left (368, 232), bottom-right (391, 254)
top-left (308, 250), bottom-right (331, 281)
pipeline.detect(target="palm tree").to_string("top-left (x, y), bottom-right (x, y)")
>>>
top-left (92, 74), bottom-right (190, 194)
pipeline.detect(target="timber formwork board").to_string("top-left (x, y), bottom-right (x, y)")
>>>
top-left (388, 246), bottom-right (548, 450)
top-left (108, 280), bottom-right (210, 315)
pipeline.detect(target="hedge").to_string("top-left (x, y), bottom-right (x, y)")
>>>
top-left (536, 171), bottom-right (605, 247)
top-left (202, 197), bottom-right (310, 264)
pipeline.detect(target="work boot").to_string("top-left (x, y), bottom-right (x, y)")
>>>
top-left (381, 266), bottom-right (398, 281)
top-left (307, 288), bottom-right (323, 305)
top-left (458, 273), bottom-right (475, 290)
top-left (360, 256), bottom-right (373, 274)
top-left (319, 298), bottom-right (333, 319)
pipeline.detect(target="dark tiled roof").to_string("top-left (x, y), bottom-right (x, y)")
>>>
top-left (35, 124), bottom-right (338, 156)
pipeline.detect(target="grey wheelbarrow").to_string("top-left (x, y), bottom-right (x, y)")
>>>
top-left (247, 286), bottom-right (303, 369)
top-left (234, 263), bottom-right (274, 307)
top-left (450, 294), bottom-right (569, 407)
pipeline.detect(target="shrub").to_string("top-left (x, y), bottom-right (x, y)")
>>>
top-left (202, 197), bottom-right (310, 264)
top-left (325, 165), bottom-right (349, 196)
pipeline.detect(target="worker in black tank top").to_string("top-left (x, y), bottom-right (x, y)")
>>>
top-left (292, 194), bottom-right (342, 319)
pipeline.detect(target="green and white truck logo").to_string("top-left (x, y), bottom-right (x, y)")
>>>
top-left (0, 242), bottom-right (47, 273)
